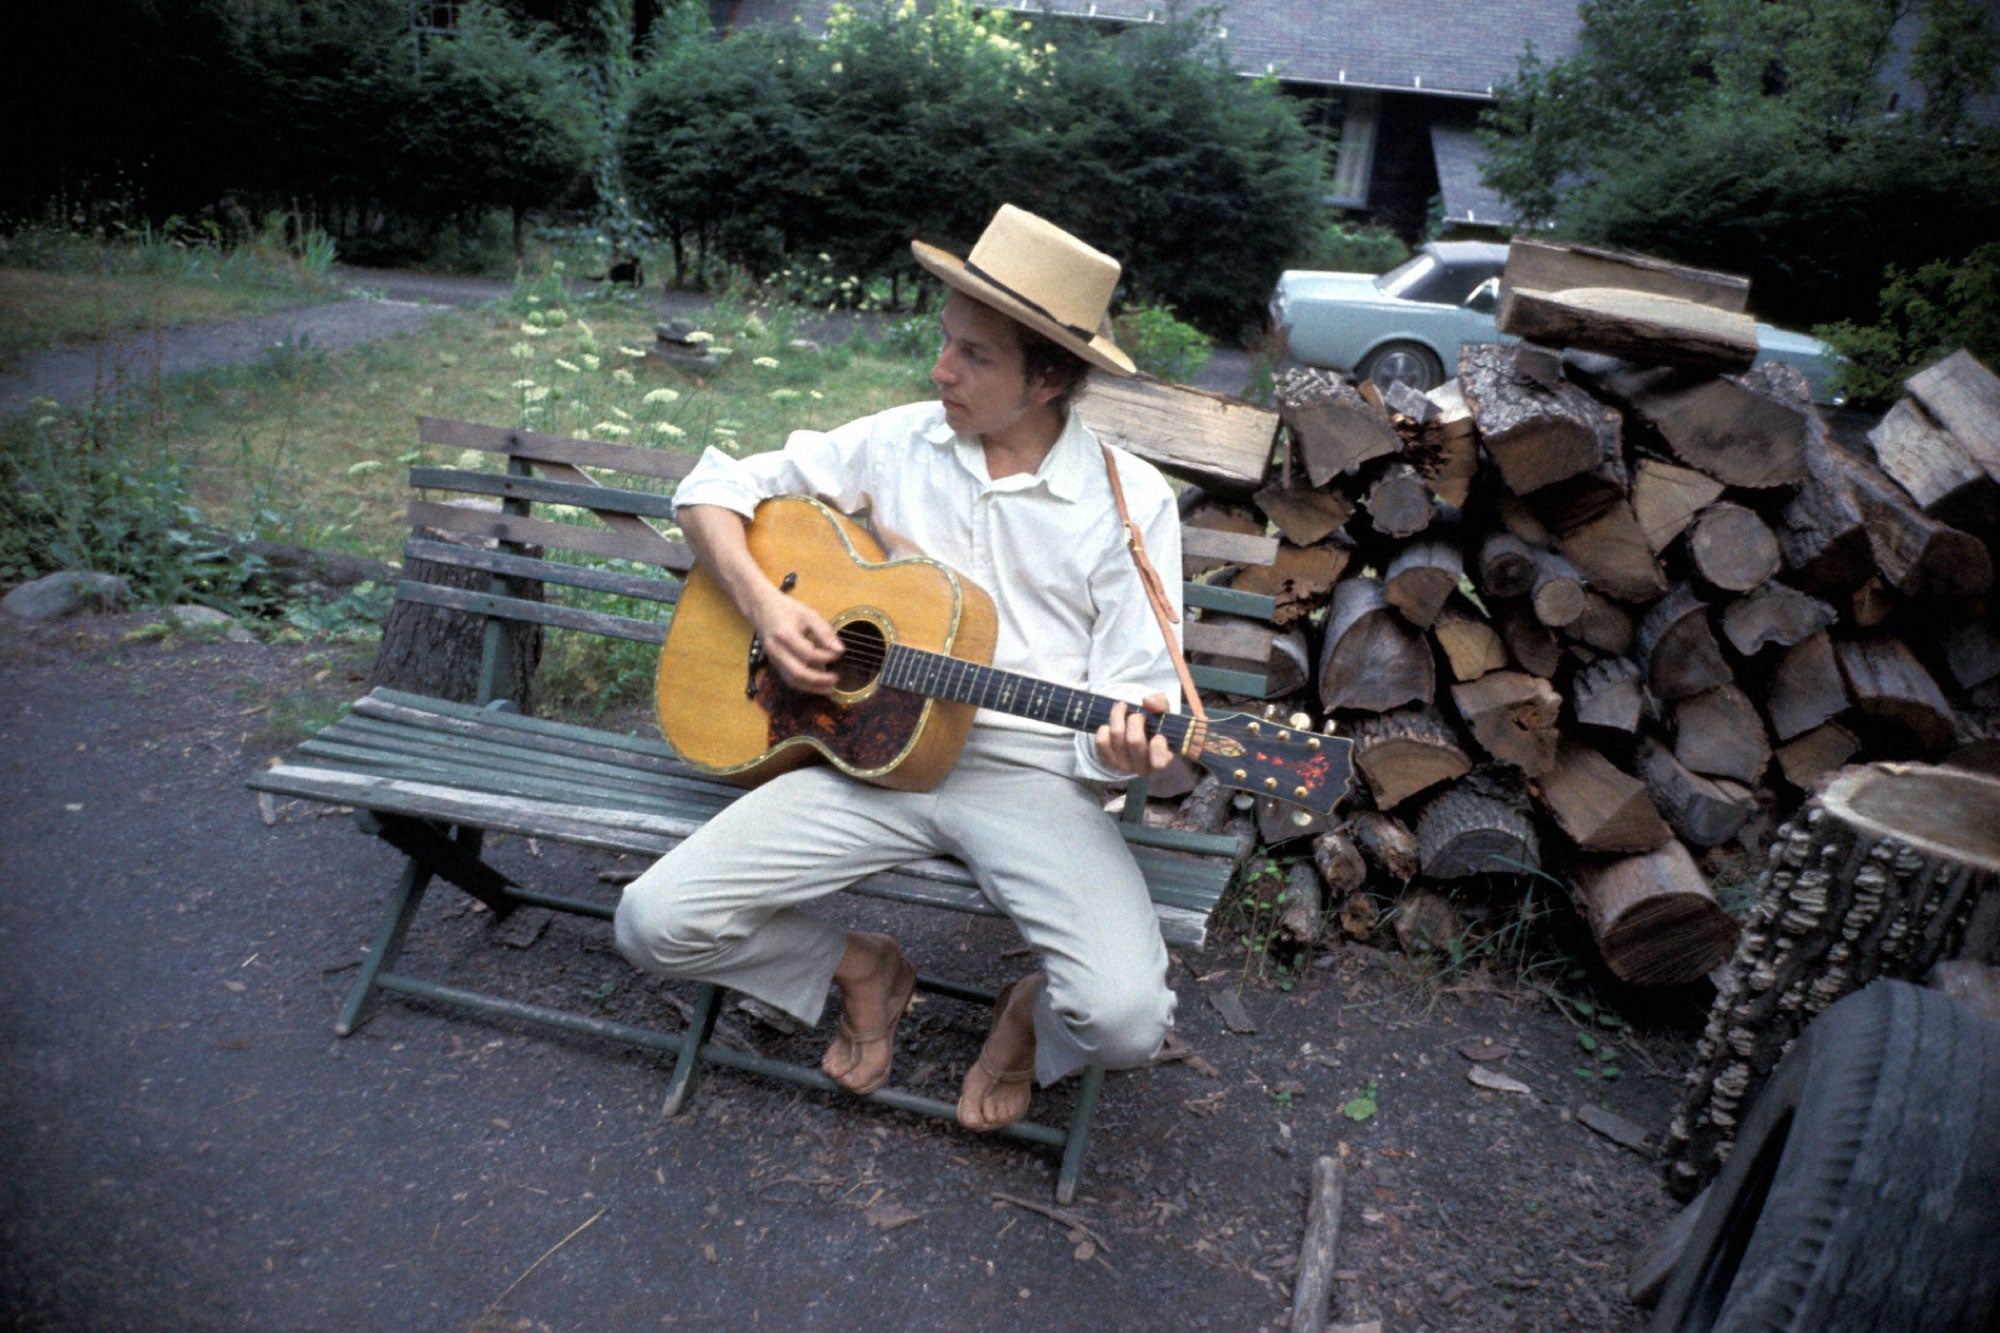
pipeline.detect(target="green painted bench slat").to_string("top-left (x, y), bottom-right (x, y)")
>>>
top-left (410, 466), bottom-right (682, 521)
top-left (396, 580), bottom-right (668, 643)
top-left (403, 538), bottom-right (686, 605)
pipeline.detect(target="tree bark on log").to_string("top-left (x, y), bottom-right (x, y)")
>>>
top-left (1312, 829), bottom-right (1369, 899)
top-left (1290, 1155), bottom-right (1347, 1333)
top-left (1275, 367), bottom-right (1402, 486)
top-left (1833, 439), bottom-right (1994, 600)
top-left (1636, 583), bottom-right (1732, 701)
top-left (1384, 541), bottom-right (1463, 629)
top-left (1347, 704), bottom-right (1473, 809)
top-left (1633, 737), bottom-right (1756, 849)
top-left (1573, 839), bottom-right (1740, 986)
top-left (1458, 343), bottom-right (1622, 495)
top-left (1278, 862), bottom-right (1327, 947)
top-left (1415, 772), bottom-right (1542, 879)
top-left (1497, 287), bottom-right (1759, 374)
top-left (1318, 577), bottom-right (1435, 713)
top-left (1346, 810), bottom-right (1420, 883)
top-left (1664, 762), bottom-right (2000, 1199)
top-left (1833, 637), bottom-right (1956, 754)
top-left (368, 528), bottom-right (544, 711)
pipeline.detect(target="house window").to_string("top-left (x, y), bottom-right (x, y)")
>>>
top-left (1327, 90), bottom-right (1379, 208)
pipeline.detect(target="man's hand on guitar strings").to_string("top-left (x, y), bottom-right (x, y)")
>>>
top-left (1096, 694), bottom-right (1173, 777)
top-left (750, 589), bottom-right (845, 694)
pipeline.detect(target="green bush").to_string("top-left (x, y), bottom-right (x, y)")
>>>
top-left (1818, 243), bottom-right (2000, 406)
top-left (1113, 302), bottom-right (1212, 383)
top-left (1288, 216), bottom-right (1411, 275)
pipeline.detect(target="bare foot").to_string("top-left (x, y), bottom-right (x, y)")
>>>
top-left (820, 932), bottom-right (917, 1096)
top-left (957, 972), bottom-right (1041, 1132)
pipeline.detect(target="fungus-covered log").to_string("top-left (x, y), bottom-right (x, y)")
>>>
top-left (1664, 762), bottom-right (2000, 1199)
top-left (1317, 576), bottom-right (1435, 713)
top-left (1415, 770), bottom-right (1542, 879)
top-left (1347, 704), bottom-right (1473, 809)
top-left (1274, 367), bottom-right (1401, 486)
top-left (1536, 739), bottom-right (1673, 853)
top-left (1452, 670), bottom-right (1562, 776)
top-left (1572, 839), bottom-right (1739, 986)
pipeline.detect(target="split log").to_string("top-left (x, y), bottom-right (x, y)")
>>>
top-left (1346, 810), bottom-right (1419, 883)
top-left (1253, 483), bottom-right (1353, 547)
top-left (1672, 685), bottom-right (1771, 784)
top-left (1433, 604), bottom-right (1510, 682)
top-left (1231, 542), bottom-right (1352, 628)
top-left (1410, 380), bottom-right (1479, 508)
top-left (1833, 637), bottom-right (1956, 754)
top-left (1347, 705), bottom-right (1473, 809)
top-left (1833, 439), bottom-right (1993, 600)
top-left (1633, 738), bottom-right (1756, 849)
top-left (1632, 458), bottom-right (1726, 554)
top-left (1513, 339), bottom-right (1566, 389)
top-left (1415, 769), bottom-right (1542, 879)
top-left (1273, 367), bottom-right (1401, 486)
top-left (1686, 502), bottom-right (1781, 593)
top-left (1317, 577), bottom-right (1435, 713)
top-left (1665, 762), bottom-right (2000, 1199)
top-left (1777, 407), bottom-right (1876, 596)
top-left (1477, 532), bottom-right (1536, 599)
top-left (1555, 501), bottom-right (1669, 602)
top-left (1623, 370), bottom-right (1809, 489)
top-left (1451, 671), bottom-right (1562, 776)
top-left (1458, 342), bottom-right (1621, 495)
top-left (1904, 350), bottom-right (2000, 484)
top-left (1719, 584), bottom-right (1835, 656)
top-left (1850, 574), bottom-right (1895, 629)
top-left (1496, 491), bottom-right (1554, 546)
top-left (1765, 630), bottom-right (1851, 742)
top-left (1536, 739), bottom-right (1673, 854)
top-left (1076, 373), bottom-right (1279, 492)
top-left (1573, 839), bottom-right (1740, 986)
top-left (1171, 775), bottom-right (1234, 834)
top-left (1500, 238), bottom-right (1751, 313)
top-left (1382, 378), bottom-right (1437, 424)
top-left (1943, 620), bottom-right (2000, 692)
top-left (1774, 721), bottom-right (1860, 789)
top-left (1566, 591), bottom-right (1636, 657)
top-left (1312, 829), bottom-right (1369, 899)
top-left (1495, 600), bottom-right (1562, 679)
top-left (1867, 395), bottom-right (2000, 535)
top-left (1290, 1155), bottom-right (1346, 1333)
top-left (1278, 862), bottom-right (1326, 947)
top-left (1383, 541), bottom-right (1463, 629)
top-left (1365, 461), bottom-right (1435, 538)
top-left (1497, 286), bottom-right (1759, 375)
top-left (1636, 583), bottom-right (1731, 701)
top-left (1529, 547), bottom-right (1587, 627)
top-left (1572, 657), bottom-right (1645, 734)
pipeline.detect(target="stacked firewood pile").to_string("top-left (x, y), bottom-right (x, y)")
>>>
top-left (1089, 240), bottom-right (2000, 989)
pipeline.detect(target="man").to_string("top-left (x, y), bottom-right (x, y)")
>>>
top-left (614, 204), bottom-right (1183, 1132)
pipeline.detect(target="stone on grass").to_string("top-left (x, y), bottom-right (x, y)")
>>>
top-left (168, 604), bottom-right (258, 644)
top-left (2, 571), bottom-right (131, 621)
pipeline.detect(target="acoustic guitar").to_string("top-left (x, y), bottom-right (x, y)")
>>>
top-left (656, 496), bottom-right (1354, 817)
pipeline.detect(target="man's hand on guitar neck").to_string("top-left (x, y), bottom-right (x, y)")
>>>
top-left (680, 503), bottom-right (844, 694)
top-left (1097, 694), bottom-right (1173, 777)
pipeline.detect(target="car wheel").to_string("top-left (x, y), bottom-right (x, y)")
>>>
top-left (1356, 341), bottom-right (1444, 393)
top-left (1649, 979), bottom-right (2000, 1332)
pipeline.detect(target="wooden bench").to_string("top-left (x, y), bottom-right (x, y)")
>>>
top-left (249, 415), bottom-right (1285, 1201)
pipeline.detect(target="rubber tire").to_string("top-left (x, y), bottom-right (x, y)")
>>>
top-left (1650, 979), bottom-right (2000, 1332)
top-left (1356, 341), bottom-right (1444, 394)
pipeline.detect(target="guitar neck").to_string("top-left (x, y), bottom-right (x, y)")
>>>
top-left (880, 644), bottom-right (1193, 749)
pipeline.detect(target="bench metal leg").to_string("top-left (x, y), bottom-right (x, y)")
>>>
top-left (1055, 1065), bottom-right (1106, 1204)
top-left (336, 855), bottom-right (434, 1037)
top-left (661, 982), bottom-right (723, 1117)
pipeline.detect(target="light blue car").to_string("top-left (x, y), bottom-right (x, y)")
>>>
top-left (1270, 241), bottom-right (1842, 401)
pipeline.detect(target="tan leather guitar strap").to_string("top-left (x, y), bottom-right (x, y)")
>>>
top-left (1102, 444), bottom-right (1208, 734)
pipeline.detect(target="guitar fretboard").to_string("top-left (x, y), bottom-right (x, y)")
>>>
top-left (879, 644), bottom-right (1195, 749)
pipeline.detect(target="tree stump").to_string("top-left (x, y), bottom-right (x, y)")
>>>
top-left (1663, 762), bottom-right (2000, 1200)
top-left (367, 529), bottom-right (544, 711)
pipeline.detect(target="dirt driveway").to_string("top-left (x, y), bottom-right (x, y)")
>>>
top-left (0, 613), bottom-right (1689, 1330)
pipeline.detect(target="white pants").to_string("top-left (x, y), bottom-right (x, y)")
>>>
top-left (614, 731), bottom-right (1175, 1085)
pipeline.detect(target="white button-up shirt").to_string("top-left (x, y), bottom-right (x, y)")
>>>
top-left (671, 400), bottom-right (1183, 783)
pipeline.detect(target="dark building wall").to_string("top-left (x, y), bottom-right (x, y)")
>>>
top-left (1365, 93), bottom-right (1484, 240)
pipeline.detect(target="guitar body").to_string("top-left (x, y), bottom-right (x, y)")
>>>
top-left (657, 495), bottom-right (999, 790)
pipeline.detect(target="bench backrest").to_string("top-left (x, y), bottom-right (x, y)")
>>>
top-left (401, 416), bottom-right (1282, 708)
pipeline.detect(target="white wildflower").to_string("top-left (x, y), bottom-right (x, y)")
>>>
top-left (642, 388), bottom-right (680, 405)
top-left (768, 388), bottom-right (801, 402)
top-left (592, 422), bottom-right (631, 437)
top-left (654, 423), bottom-right (686, 439)
top-left (683, 330), bottom-right (714, 345)
top-left (618, 345), bottom-right (648, 358)
top-left (511, 378), bottom-right (537, 389)
top-left (610, 405), bottom-right (632, 419)
top-left (555, 359), bottom-right (581, 373)
top-left (510, 342), bottom-right (535, 359)
top-left (347, 460), bottom-right (384, 476)
top-left (753, 356), bottom-right (780, 369)
top-left (612, 367), bottom-right (635, 385)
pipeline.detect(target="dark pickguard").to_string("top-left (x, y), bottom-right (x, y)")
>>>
top-left (757, 674), bottom-right (927, 771)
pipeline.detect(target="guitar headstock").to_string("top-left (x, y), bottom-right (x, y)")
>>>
top-left (1190, 712), bottom-right (1354, 818)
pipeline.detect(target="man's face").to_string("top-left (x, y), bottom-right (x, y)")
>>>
top-left (930, 292), bottom-right (1057, 443)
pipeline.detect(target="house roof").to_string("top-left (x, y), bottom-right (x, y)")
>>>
top-left (721, 0), bottom-right (1583, 100)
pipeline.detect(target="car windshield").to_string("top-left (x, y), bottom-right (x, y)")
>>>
top-left (1374, 254), bottom-right (1438, 300)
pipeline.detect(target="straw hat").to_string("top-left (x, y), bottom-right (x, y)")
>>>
top-left (910, 204), bottom-right (1136, 376)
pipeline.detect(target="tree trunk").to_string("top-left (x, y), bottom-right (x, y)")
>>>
top-left (1664, 762), bottom-right (2000, 1199)
top-left (368, 528), bottom-right (543, 711)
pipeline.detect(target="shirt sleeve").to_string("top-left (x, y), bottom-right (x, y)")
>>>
top-left (670, 412), bottom-right (884, 520)
top-left (1071, 459), bottom-right (1185, 784)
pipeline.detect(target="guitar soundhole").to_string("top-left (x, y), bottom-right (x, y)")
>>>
top-left (833, 619), bottom-right (887, 694)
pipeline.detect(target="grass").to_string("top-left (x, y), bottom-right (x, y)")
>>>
top-left (0, 223), bottom-right (344, 371)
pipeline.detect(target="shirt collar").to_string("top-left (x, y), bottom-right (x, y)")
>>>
top-left (923, 404), bottom-right (1093, 503)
